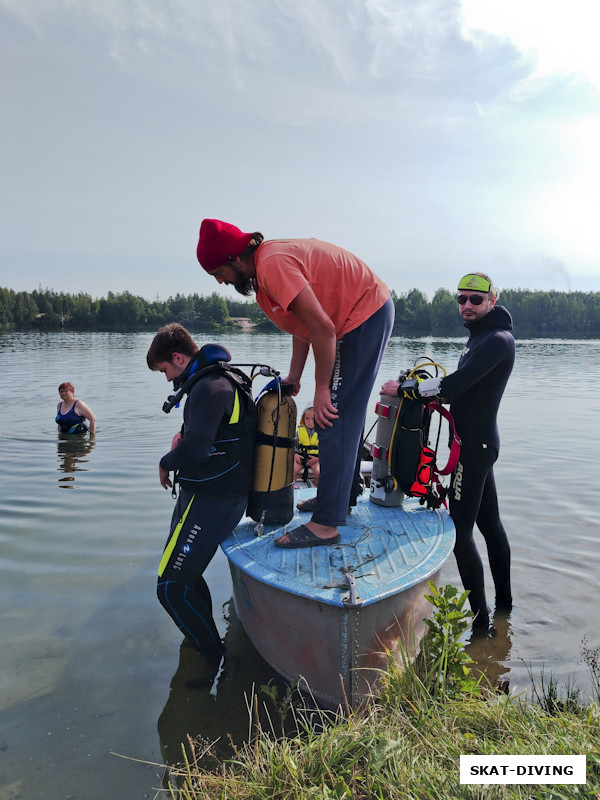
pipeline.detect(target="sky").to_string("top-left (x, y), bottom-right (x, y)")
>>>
top-left (1, 0), bottom-right (599, 303)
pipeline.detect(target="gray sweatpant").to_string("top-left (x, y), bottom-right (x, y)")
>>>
top-left (312, 297), bottom-right (394, 527)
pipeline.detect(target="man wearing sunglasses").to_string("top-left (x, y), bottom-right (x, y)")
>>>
top-left (382, 272), bottom-right (515, 635)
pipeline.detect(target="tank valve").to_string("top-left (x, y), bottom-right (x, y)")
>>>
top-left (384, 476), bottom-right (398, 493)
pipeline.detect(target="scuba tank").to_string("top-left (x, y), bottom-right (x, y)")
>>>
top-left (369, 390), bottom-right (404, 507)
top-left (369, 359), bottom-right (455, 509)
top-left (163, 351), bottom-right (297, 529)
top-left (246, 376), bottom-right (297, 528)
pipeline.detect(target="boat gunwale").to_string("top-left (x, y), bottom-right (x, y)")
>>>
top-left (222, 496), bottom-right (456, 609)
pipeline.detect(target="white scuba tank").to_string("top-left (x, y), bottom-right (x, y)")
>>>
top-left (369, 392), bottom-right (405, 507)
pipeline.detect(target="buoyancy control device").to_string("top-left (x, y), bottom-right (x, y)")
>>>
top-left (369, 358), bottom-right (461, 510)
top-left (162, 346), bottom-right (296, 526)
top-left (246, 375), bottom-right (297, 530)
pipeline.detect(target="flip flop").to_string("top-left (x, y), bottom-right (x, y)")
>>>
top-left (275, 524), bottom-right (341, 549)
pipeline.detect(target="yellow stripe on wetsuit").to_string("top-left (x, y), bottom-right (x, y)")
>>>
top-left (157, 389), bottom-right (240, 578)
top-left (158, 495), bottom-right (195, 577)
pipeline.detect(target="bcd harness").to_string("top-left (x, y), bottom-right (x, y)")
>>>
top-left (372, 359), bottom-right (461, 510)
top-left (162, 346), bottom-right (296, 528)
top-left (162, 346), bottom-right (257, 497)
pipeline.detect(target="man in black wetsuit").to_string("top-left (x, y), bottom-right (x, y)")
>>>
top-left (147, 324), bottom-right (256, 673)
top-left (383, 273), bottom-right (515, 634)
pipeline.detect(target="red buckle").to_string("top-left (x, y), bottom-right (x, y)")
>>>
top-left (375, 402), bottom-right (398, 420)
top-left (370, 443), bottom-right (389, 460)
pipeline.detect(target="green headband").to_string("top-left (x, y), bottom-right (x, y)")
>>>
top-left (457, 274), bottom-right (492, 293)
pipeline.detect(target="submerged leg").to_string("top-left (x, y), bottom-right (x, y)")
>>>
top-left (157, 490), bottom-right (246, 660)
top-left (157, 577), bottom-right (224, 663)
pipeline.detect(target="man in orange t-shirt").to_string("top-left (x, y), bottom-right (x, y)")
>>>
top-left (197, 219), bottom-right (394, 548)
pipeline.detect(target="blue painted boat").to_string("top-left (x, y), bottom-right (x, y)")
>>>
top-left (221, 490), bottom-right (455, 708)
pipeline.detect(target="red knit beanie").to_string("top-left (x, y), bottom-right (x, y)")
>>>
top-left (196, 219), bottom-right (254, 273)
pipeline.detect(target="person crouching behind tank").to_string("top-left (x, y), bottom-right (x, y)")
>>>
top-left (147, 323), bottom-right (256, 671)
top-left (293, 406), bottom-right (320, 486)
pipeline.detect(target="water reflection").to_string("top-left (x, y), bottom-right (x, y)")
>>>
top-left (157, 601), bottom-right (291, 784)
top-left (56, 433), bottom-right (95, 487)
top-left (465, 610), bottom-right (513, 692)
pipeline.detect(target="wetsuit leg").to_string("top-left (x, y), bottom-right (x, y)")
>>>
top-left (449, 443), bottom-right (498, 630)
top-left (312, 297), bottom-right (394, 527)
top-left (475, 469), bottom-right (512, 610)
top-left (157, 488), bottom-right (246, 662)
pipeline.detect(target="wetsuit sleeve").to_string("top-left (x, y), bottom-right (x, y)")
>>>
top-left (440, 332), bottom-right (512, 402)
top-left (159, 376), bottom-right (234, 473)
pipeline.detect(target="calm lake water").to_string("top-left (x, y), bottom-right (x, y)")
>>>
top-left (1, 330), bottom-right (599, 799)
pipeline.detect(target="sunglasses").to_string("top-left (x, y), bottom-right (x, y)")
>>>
top-left (457, 294), bottom-right (485, 306)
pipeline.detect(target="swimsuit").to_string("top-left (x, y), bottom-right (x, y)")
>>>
top-left (56, 401), bottom-right (87, 434)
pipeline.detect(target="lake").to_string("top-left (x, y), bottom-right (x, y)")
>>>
top-left (1, 330), bottom-right (599, 799)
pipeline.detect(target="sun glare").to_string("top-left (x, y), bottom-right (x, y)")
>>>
top-left (531, 118), bottom-right (600, 259)
top-left (460, 0), bottom-right (600, 88)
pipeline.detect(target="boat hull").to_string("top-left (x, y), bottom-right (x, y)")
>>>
top-left (228, 562), bottom-right (441, 707)
top-left (222, 492), bottom-right (455, 708)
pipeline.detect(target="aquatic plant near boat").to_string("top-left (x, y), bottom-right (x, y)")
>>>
top-left (378, 582), bottom-right (479, 706)
top-left (420, 582), bottom-right (479, 698)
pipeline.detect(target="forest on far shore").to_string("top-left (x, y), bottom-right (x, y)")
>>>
top-left (1, 285), bottom-right (599, 338)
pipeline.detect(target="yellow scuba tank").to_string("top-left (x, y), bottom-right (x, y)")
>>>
top-left (369, 391), bottom-right (405, 507)
top-left (247, 379), bottom-right (297, 527)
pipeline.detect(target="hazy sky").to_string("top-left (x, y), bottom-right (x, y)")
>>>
top-left (1, 0), bottom-right (598, 302)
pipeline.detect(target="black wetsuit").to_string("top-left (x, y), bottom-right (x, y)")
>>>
top-left (440, 305), bottom-right (515, 630)
top-left (157, 363), bottom-right (255, 664)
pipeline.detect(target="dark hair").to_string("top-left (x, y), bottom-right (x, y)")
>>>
top-left (146, 323), bottom-right (198, 369)
top-left (240, 233), bottom-right (264, 258)
top-left (58, 382), bottom-right (75, 393)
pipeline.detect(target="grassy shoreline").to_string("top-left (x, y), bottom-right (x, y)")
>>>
top-left (157, 587), bottom-right (600, 799)
top-left (162, 692), bottom-right (599, 799)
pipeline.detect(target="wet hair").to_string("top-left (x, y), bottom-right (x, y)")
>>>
top-left (58, 382), bottom-right (75, 394)
top-left (146, 323), bottom-right (198, 369)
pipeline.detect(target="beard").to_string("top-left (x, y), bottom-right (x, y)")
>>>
top-left (231, 266), bottom-right (255, 297)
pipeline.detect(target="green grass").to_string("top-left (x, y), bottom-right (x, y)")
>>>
top-left (160, 692), bottom-right (599, 799)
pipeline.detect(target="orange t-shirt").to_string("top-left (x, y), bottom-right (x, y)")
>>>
top-left (254, 239), bottom-right (390, 341)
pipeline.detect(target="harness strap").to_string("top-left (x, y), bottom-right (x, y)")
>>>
top-left (426, 401), bottom-right (461, 476)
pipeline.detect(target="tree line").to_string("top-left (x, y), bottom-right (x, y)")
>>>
top-left (1, 285), bottom-right (599, 338)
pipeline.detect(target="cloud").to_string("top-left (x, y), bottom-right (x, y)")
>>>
top-left (460, 0), bottom-right (600, 92)
top-left (2, 0), bottom-right (599, 300)
top-left (5, 0), bottom-right (599, 97)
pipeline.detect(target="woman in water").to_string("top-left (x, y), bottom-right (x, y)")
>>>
top-left (56, 382), bottom-right (96, 434)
